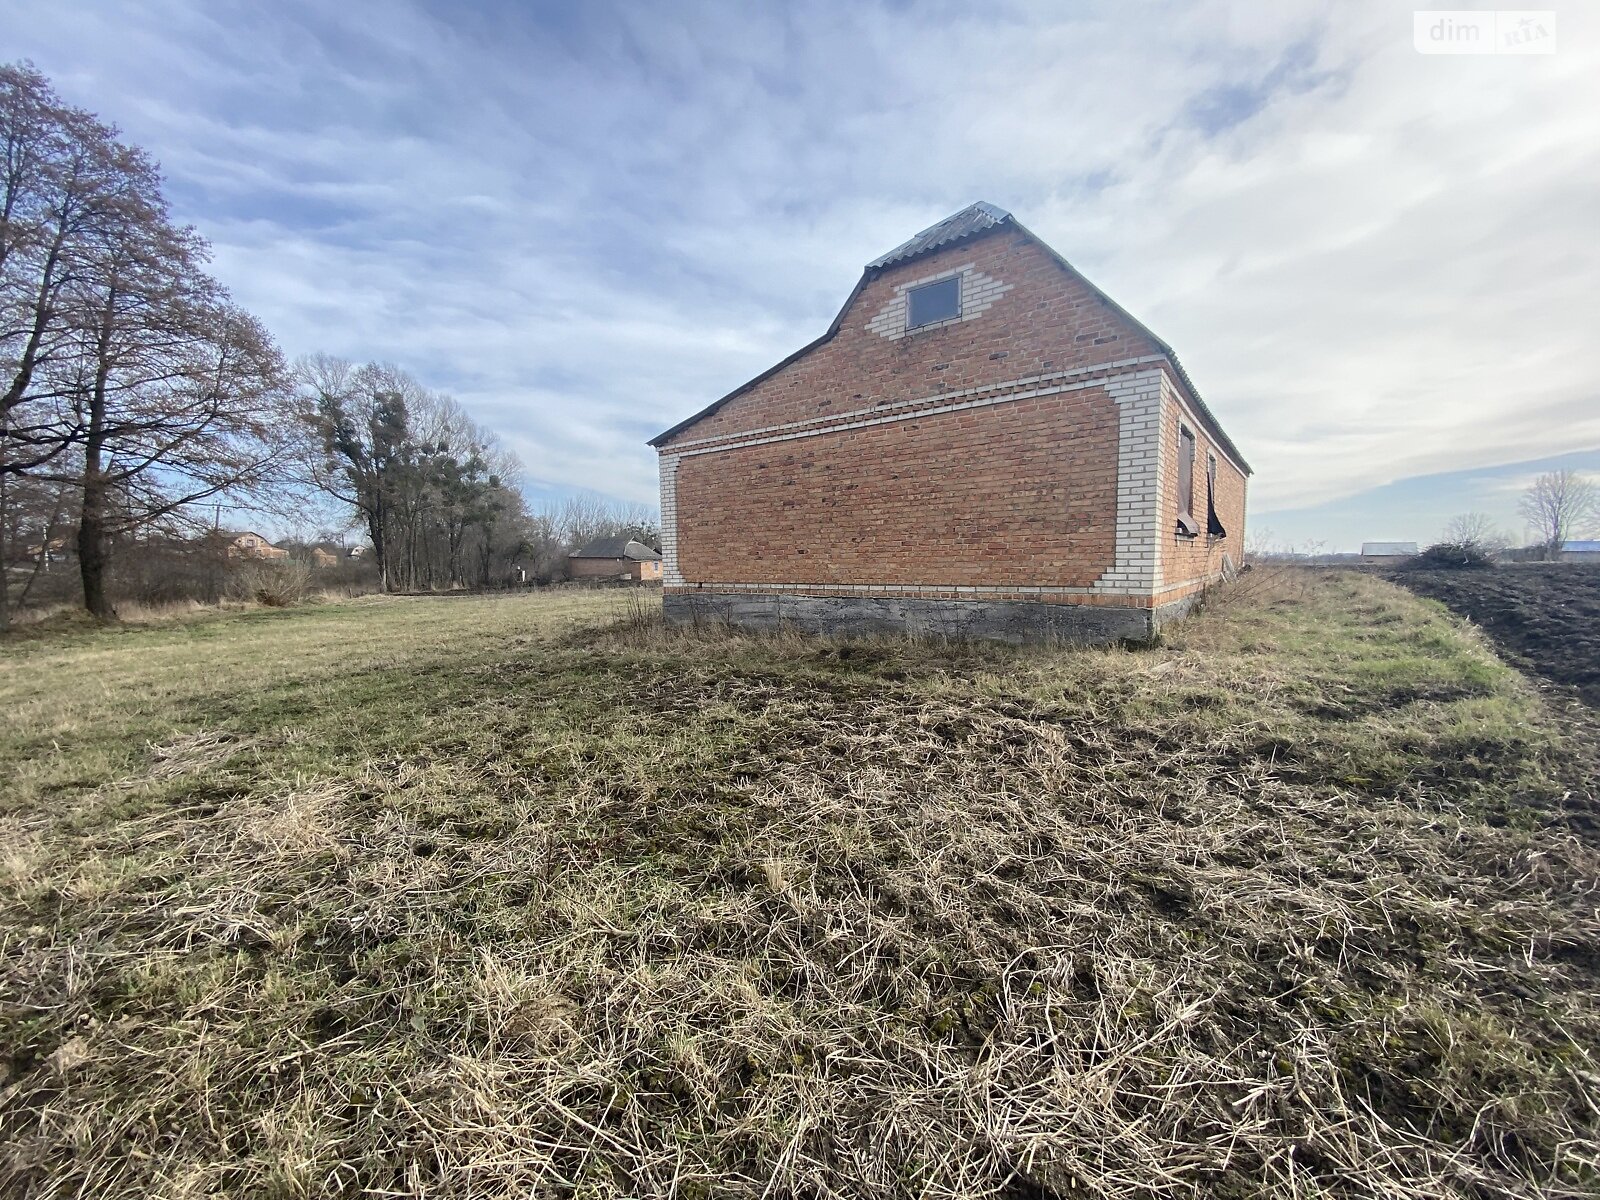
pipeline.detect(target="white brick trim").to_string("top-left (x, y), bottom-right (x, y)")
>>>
top-left (661, 357), bottom-right (1169, 461)
top-left (673, 581), bottom-right (1140, 597)
top-left (669, 578), bottom-right (1210, 599)
top-left (658, 452), bottom-right (684, 586)
top-left (864, 262), bottom-right (1013, 340)
top-left (1090, 370), bottom-right (1164, 596)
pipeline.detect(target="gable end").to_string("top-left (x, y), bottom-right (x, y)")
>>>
top-left (649, 206), bottom-right (1248, 475)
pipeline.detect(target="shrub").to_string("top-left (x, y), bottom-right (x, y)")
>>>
top-left (227, 559), bottom-right (314, 606)
top-left (1410, 542), bottom-right (1496, 570)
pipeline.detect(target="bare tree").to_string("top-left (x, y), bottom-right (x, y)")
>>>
top-left (1, 64), bottom-right (172, 470)
top-left (0, 468), bottom-right (72, 611)
top-left (60, 218), bottom-right (288, 617)
top-left (550, 492), bottom-right (660, 553)
top-left (1442, 512), bottom-right (1507, 555)
top-left (1518, 470), bottom-right (1599, 557)
top-left (2, 62), bottom-right (288, 621)
top-left (1, 62), bottom-right (147, 626)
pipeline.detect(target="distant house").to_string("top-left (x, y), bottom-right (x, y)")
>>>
top-left (224, 531), bottom-right (288, 561)
top-left (1360, 542), bottom-right (1417, 562)
top-left (309, 546), bottom-right (340, 568)
top-left (1560, 540), bottom-right (1600, 561)
top-left (569, 535), bottom-right (663, 582)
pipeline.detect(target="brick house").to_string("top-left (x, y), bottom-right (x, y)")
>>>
top-left (222, 531), bottom-right (288, 561)
top-left (569, 534), bottom-right (664, 582)
top-left (649, 202), bottom-right (1250, 642)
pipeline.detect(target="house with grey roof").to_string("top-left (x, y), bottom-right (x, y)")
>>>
top-left (569, 534), bottom-right (663, 582)
top-left (1360, 542), bottom-right (1418, 561)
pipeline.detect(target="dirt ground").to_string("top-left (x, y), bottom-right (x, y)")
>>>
top-left (1391, 564), bottom-right (1600, 708)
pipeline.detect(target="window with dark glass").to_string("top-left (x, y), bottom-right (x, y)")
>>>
top-left (1206, 453), bottom-right (1227, 537)
top-left (907, 276), bottom-right (961, 328)
top-left (1177, 426), bottom-right (1200, 537)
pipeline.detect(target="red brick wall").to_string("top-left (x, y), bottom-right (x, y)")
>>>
top-left (1158, 377), bottom-right (1248, 596)
top-left (660, 225), bottom-right (1245, 606)
top-left (572, 558), bottom-right (663, 581)
top-left (674, 385), bottom-right (1120, 588)
top-left (569, 558), bottom-right (612, 579)
top-left (659, 230), bottom-right (1161, 450)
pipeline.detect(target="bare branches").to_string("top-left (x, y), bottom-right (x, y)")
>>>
top-left (0, 62), bottom-right (292, 619)
top-left (1519, 470), bottom-right (1598, 556)
top-left (1, 61), bottom-right (163, 475)
top-left (545, 492), bottom-right (661, 552)
top-left (1441, 512), bottom-right (1508, 556)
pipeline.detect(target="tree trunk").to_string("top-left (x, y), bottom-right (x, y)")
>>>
top-left (79, 450), bottom-right (113, 619)
top-left (406, 511), bottom-right (419, 591)
top-left (78, 308), bottom-right (115, 621)
top-left (0, 455), bottom-right (10, 632)
top-left (476, 518), bottom-right (496, 587)
top-left (367, 503), bottom-right (389, 592)
top-left (447, 521), bottom-right (465, 588)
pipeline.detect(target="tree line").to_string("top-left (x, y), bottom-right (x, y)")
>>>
top-left (296, 356), bottom-right (657, 593)
top-left (0, 63), bottom-right (656, 627)
top-left (296, 354), bottom-right (529, 593)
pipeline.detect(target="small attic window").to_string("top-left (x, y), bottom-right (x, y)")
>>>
top-left (907, 276), bottom-right (961, 329)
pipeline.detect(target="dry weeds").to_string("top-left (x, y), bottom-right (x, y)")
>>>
top-left (1, 574), bottom-right (1596, 1198)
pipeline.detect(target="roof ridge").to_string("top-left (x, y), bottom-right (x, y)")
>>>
top-left (865, 201), bottom-right (1013, 271)
top-left (570, 533), bottom-right (662, 560)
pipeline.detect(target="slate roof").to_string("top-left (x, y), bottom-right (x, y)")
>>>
top-left (1360, 542), bottom-right (1418, 556)
top-left (866, 202), bottom-right (1013, 271)
top-left (649, 202), bottom-right (1250, 476)
top-left (1562, 540), bottom-right (1600, 553)
top-left (570, 535), bottom-right (661, 561)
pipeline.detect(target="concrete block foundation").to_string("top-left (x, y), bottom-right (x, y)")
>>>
top-left (664, 591), bottom-right (1201, 645)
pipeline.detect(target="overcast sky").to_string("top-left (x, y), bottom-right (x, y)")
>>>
top-left (9, 0), bottom-right (1598, 549)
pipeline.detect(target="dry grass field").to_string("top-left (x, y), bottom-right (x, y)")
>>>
top-left (2, 573), bottom-right (1598, 1199)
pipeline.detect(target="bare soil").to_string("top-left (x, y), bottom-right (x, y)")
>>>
top-left (1391, 564), bottom-right (1600, 708)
